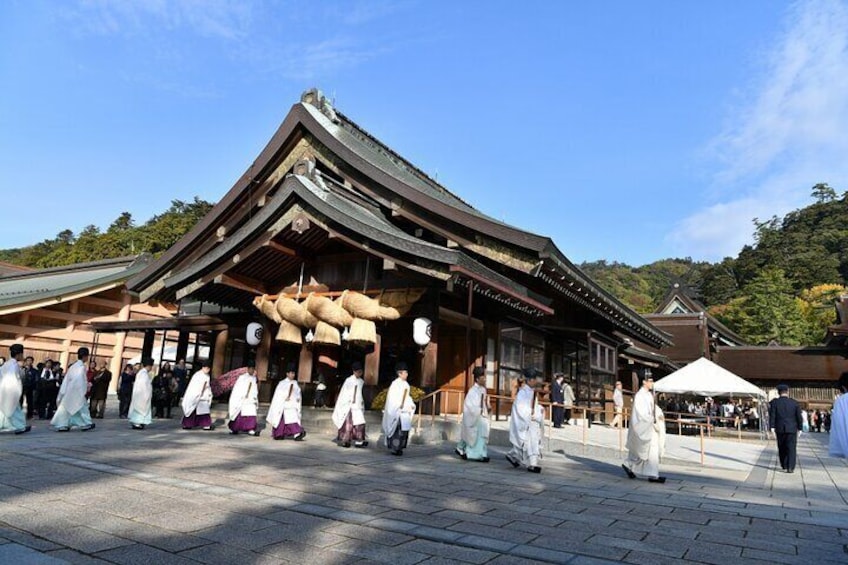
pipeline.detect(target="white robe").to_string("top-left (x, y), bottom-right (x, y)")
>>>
top-left (54, 360), bottom-right (88, 416)
top-left (332, 374), bottom-right (365, 430)
top-left (182, 371), bottom-right (212, 416)
top-left (382, 378), bottom-right (416, 443)
top-left (461, 383), bottom-right (490, 447)
top-left (0, 358), bottom-right (22, 420)
top-left (625, 387), bottom-right (666, 478)
top-left (509, 384), bottom-right (543, 467)
top-left (267, 379), bottom-right (301, 428)
top-left (228, 373), bottom-right (259, 420)
top-left (829, 393), bottom-right (848, 458)
top-left (129, 368), bottom-right (153, 425)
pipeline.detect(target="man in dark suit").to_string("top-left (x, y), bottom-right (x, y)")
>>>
top-left (550, 373), bottom-right (565, 428)
top-left (769, 384), bottom-right (803, 473)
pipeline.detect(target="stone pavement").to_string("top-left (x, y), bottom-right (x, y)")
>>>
top-left (0, 407), bottom-right (846, 564)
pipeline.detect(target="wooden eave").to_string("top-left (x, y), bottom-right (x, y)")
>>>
top-left (151, 172), bottom-right (551, 317)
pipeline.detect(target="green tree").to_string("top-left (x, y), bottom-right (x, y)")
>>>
top-left (736, 268), bottom-right (808, 345)
top-left (811, 182), bottom-right (837, 204)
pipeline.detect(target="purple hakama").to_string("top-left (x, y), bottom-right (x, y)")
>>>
top-left (182, 411), bottom-right (212, 429)
top-left (337, 411), bottom-right (366, 442)
top-left (272, 420), bottom-right (305, 439)
top-left (228, 414), bottom-right (258, 433)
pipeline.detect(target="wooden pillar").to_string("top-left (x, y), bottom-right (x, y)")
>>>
top-left (364, 334), bottom-right (381, 386)
top-left (142, 330), bottom-right (155, 363)
top-left (212, 329), bottom-right (228, 376)
top-left (109, 292), bottom-right (132, 393)
top-left (465, 283), bottom-right (473, 391)
top-left (297, 344), bottom-right (313, 384)
top-left (176, 331), bottom-right (190, 364)
top-left (255, 321), bottom-right (272, 380)
top-left (60, 300), bottom-right (79, 369)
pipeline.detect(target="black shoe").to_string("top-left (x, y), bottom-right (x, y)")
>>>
top-left (622, 464), bottom-right (636, 479)
top-left (202, 425), bottom-right (215, 431)
top-left (294, 432), bottom-right (306, 441)
top-left (392, 449), bottom-right (403, 456)
top-left (506, 454), bottom-right (520, 468)
top-left (131, 424), bottom-right (144, 430)
top-left (14, 426), bottom-right (31, 435)
top-left (247, 430), bottom-right (259, 437)
top-left (354, 441), bottom-right (367, 448)
top-left (454, 448), bottom-right (467, 459)
top-left (527, 466), bottom-right (542, 474)
top-left (342, 442), bottom-right (351, 448)
top-left (229, 430), bottom-right (238, 435)
top-left (479, 457), bottom-right (490, 463)
top-left (787, 469), bottom-right (795, 474)
top-left (81, 423), bottom-right (95, 431)
top-left (55, 427), bottom-right (70, 432)
top-left (648, 476), bottom-right (667, 484)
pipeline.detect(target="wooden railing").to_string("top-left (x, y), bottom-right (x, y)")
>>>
top-left (415, 388), bottom-right (466, 434)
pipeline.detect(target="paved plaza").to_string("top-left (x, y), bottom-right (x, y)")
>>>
top-left (0, 405), bottom-right (846, 564)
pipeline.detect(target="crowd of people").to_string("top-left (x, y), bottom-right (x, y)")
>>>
top-left (659, 396), bottom-right (763, 430)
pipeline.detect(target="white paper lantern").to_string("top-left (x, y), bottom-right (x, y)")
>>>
top-left (413, 317), bottom-right (432, 347)
top-left (246, 322), bottom-right (264, 346)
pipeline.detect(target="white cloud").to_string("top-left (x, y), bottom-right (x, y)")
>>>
top-left (670, 0), bottom-right (848, 260)
top-left (63, 0), bottom-right (253, 40)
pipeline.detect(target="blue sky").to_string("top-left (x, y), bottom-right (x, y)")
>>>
top-left (2, 0), bottom-right (847, 266)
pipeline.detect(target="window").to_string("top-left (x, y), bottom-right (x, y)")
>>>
top-left (590, 339), bottom-right (616, 374)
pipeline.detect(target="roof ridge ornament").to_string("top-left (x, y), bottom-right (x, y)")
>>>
top-left (300, 88), bottom-right (338, 123)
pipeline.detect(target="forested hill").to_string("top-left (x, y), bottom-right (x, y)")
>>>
top-left (0, 198), bottom-right (213, 268)
top-left (581, 184), bottom-right (848, 346)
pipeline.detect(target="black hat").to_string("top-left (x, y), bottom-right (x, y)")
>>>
top-left (286, 362), bottom-right (297, 373)
top-left (395, 361), bottom-right (409, 372)
top-left (77, 347), bottom-right (90, 357)
top-left (351, 361), bottom-right (363, 371)
top-left (776, 383), bottom-right (789, 393)
top-left (9, 343), bottom-right (23, 357)
top-left (142, 357), bottom-right (154, 367)
top-left (472, 366), bottom-right (485, 378)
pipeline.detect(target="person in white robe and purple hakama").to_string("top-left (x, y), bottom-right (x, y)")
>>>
top-left (455, 366), bottom-right (490, 462)
top-left (51, 347), bottom-right (95, 432)
top-left (228, 366), bottom-right (260, 436)
top-left (0, 344), bottom-right (31, 434)
top-left (181, 364), bottom-right (215, 430)
top-left (622, 373), bottom-right (666, 483)
top-left (128, 359), bottom-right (154, 430)
top-left (382, 362), bottom-right (416, 456)
top-left (506, 368), bottom-right (543, 473)
top-left (333, 361), bottom-right (368, 448)
top-left (267, 363), bottom-right (306, 440)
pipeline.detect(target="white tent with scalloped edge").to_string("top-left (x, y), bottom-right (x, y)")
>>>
top-left (653, 357), bottom-right (766, 398)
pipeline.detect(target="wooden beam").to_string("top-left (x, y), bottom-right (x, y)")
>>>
top-left (265, 240), bottom-right (298, 257)
top-left (214, 273), bottom-right (268, 295)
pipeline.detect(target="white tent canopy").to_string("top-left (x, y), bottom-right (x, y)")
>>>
top-left (653, 357), bottom-right (766, 398)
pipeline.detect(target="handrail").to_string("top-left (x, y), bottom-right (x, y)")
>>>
top-left (415, 388), bottom-right (466, 434)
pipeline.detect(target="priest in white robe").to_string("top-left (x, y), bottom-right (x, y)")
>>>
top-left (0, 344), bottom-right (30, 434)
top-left (181, 363), bottom-right (215, 430)
top-left (129, 359), bottom-right (154, 429)
top-left (382, 362), bottom-right (416, 456)
top-left (51, 347), bottom-right (95, 432)
top-left (622, 374), bottom-right (666, 483)
top-left (228, 366), bottom-right (260, 436)
top-left (267, 363), bottom-right (306, 440)
top-left (332, 361), bottom-right (368, 448)
top-left (506, 368), bottom-right (543, 473)
top-left (829, 373), bottom-right (848, 458)
top-left (455, 367), bottom-right (490, 462)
